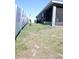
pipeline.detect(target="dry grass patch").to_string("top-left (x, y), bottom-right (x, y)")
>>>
top-left (16, 24), bottom-right (63, 59)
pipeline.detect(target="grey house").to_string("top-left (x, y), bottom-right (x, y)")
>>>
top-left (36, 0), bottom-right (63, 26)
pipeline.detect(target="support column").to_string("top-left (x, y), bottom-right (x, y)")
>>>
top-left (52, 6), bottom-right (56, 26)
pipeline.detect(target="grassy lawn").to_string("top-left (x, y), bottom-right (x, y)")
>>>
top-left (16, 23), bottom-right (63, 59)
top-left (16, 23), bottom-right (48, 39)
top-left (16, 24), bottom-right (48, 53)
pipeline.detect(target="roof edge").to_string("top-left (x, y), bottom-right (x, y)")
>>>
top-left (36, 1), bottom-right (63, 17)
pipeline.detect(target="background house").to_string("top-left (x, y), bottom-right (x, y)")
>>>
top-left (36, 0), bottom-right (63, 26)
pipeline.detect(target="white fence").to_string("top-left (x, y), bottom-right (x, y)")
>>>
top-left (15, 5), bottom-right (28, 37)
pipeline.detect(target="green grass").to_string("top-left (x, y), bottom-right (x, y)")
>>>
top-left (44, 27), bottom-right (63, 54)
top-left (16, 23), bottom-right (63, 55)
top-left (16, 23), bottom-right (48, 53)
top-left (17, 23), bottom-right (48, 39)
top-left (15, 39), bottom-right (27, 53)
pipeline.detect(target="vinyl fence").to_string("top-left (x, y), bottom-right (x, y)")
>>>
top-left (15, 5), bottom-right (28, 37)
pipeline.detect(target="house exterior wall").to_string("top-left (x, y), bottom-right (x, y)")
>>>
top-left (36, 12), bottom-right (44, 23)
top-left (36, 7), bottom-right (52, 25)
top-left (45, 7), bottom-right (52, 22)
top-left (36, 1), bottom-right (63, 26)
top-left (55, 7), bottom-right (63, 25)
top-left (44, 7), bottom-right (52, 25)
